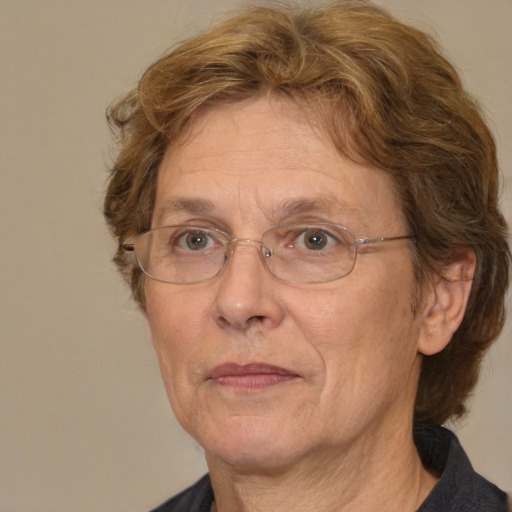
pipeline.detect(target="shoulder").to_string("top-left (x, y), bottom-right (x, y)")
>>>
top-left (149, 474), bottom-right (213, 512)
top-left (415, 426), bottom-right (509, 512)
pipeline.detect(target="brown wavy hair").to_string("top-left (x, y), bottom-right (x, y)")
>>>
top-left (104, 0), bottom-right (510, 425)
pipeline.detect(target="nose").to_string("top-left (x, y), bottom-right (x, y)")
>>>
top-left (211, 241), bottom-right (285, 331)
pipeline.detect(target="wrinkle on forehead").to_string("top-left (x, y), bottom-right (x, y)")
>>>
top-left (155, 96), bottom-right (406, 235)
top-left (169, 94), bottom-right (334, 158)
top-left (153, 192), bottom-right (368, 232)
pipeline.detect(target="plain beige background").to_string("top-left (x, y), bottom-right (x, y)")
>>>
top-left (1, 1), bottom-right (510, 511)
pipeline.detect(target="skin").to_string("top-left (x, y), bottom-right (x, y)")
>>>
top-left (144, 96), bottom-right (473, 511)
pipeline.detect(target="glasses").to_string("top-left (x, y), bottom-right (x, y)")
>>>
top-left (122, 223), bottom-right (414, 284)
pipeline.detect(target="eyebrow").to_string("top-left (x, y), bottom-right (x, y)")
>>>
top-left (268, 196), bottom-right (357, 221)
top-left (154, 197), bottom-right (216, 224)
top-left (154, 195), bottom-right (363, 225)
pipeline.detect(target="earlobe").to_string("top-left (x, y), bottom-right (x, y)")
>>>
top-left (417, 250), bottom-right (476, 356)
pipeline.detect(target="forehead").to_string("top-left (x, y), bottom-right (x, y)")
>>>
top-left (154, 96), bottom-right (405, 232)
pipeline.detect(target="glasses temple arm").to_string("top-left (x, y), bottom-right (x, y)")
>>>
top-left (355, 235), bottom-right (416, 245)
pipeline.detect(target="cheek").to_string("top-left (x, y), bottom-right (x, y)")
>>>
top-left (308, 281), bottom-right (418, 418)
top-left (144, 284), bottom-right (217, 431)
top-left (145, 284), bottom-right (211, 379)
top-left (289, 268), bottom-right (420, 378)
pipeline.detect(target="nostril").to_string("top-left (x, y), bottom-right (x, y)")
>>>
top-left (215, 313), bottom-right (267, 331)
top-left (243, 315), bottom-right (269, 329)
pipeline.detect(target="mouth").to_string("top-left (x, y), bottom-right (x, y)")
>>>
top-left (208, 363), bottom-right (300, 391)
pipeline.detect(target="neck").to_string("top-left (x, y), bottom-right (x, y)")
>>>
top-left (206, 421), bottom-right (437, 512)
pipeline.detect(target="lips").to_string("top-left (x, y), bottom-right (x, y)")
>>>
top-left (209, 363), bottom-right (299, 391)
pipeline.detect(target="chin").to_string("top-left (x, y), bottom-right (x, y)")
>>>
top-left (202, 418), bottom-right (309, 471)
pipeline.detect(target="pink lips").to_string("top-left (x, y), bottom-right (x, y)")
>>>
top-left (209, 363), bottom-right (299, 391)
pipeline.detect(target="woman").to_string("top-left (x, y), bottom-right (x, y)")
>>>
top-left (104, 1), bottom-right (510, 510)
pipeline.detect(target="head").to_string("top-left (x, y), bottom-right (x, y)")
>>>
top-left (104, 0), bottom-right (509, 427)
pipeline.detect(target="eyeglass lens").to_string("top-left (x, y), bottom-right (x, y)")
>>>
top-left (132, 224), bottom-right (358, 284)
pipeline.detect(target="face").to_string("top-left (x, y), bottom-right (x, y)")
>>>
top-left (145, 96), bottom-right (425, 472)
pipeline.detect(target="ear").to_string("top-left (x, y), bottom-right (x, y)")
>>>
top-left (417, 250), bottom-right (476, 356)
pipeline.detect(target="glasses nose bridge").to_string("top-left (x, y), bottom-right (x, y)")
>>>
top-left (224, 237), bottom-right (273, 267)
top-left (225, 237), bottom-right (268, 256)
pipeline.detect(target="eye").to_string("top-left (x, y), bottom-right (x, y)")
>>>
top-left (302, 229), bottom-right (328, 250)
top-left (296, 228), bottom-right (337, 251)
top-left (174, 229), bottom-right (218, 251)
